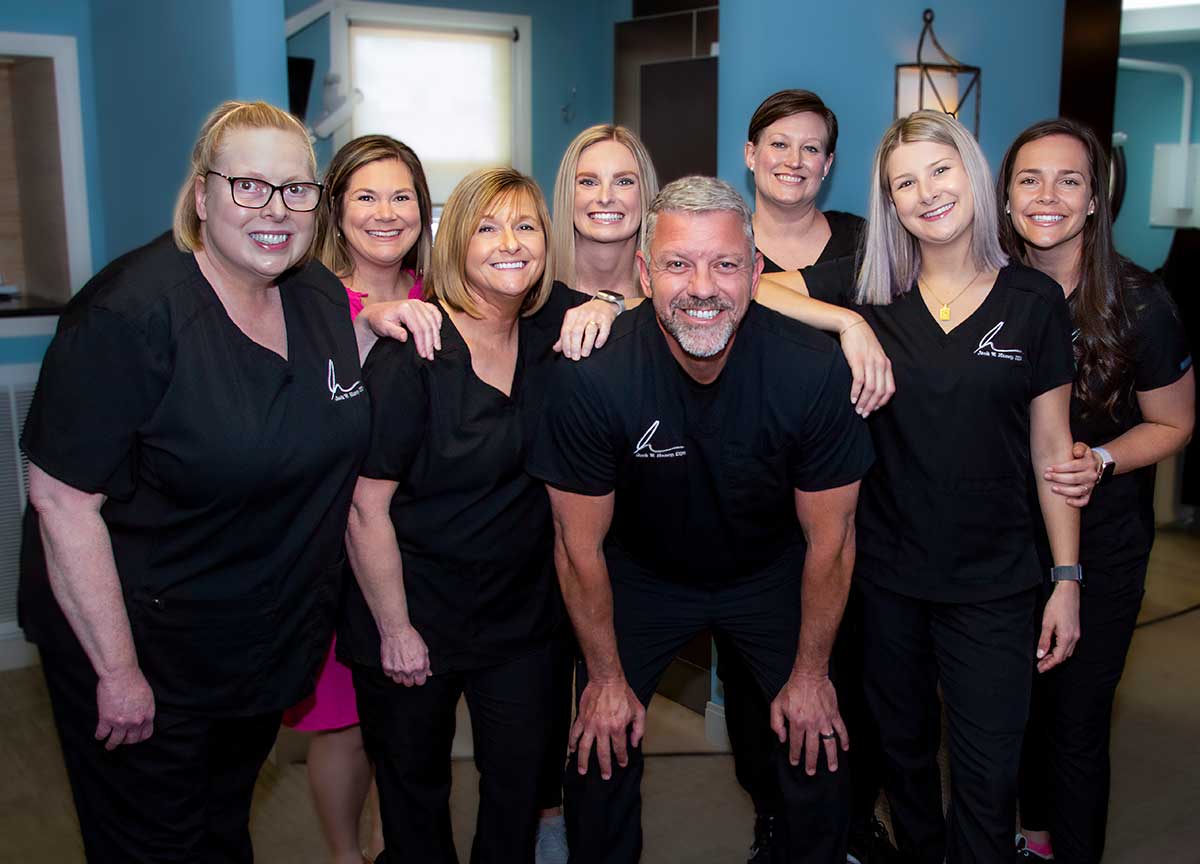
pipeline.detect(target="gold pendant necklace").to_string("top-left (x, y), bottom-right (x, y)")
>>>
top-left (920, 270), bottom-right (979, 322)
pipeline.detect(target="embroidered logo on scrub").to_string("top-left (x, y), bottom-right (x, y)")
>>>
top-left (634, 420), bottom-right (686, 459)
top-left (327, 359), bottom-right (365, 402)
top-left (974, 322), bottom-right (1024, 362)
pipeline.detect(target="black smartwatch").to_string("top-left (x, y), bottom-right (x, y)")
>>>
top-left (1093, 446), bottom-right (1116, 487)
top-left (1051, 564), bottom-right (1084, 586)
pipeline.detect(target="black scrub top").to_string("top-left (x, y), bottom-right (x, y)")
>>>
top-left (19, 231), bottom-right (369, 716)
top-left (1067, 269), bottom-right (1191, 573)
top-left (338, 282), bottom-right (588, 673)
top-left (528, 302), bottom-right (875, 585)
top-left (760, 210), bottom-right (864, 288)
top-left (811, 263), bottom-right (1076, 603)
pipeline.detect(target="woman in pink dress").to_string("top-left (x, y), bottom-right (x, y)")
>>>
top-left (286, 134), bottom-right (441, 864)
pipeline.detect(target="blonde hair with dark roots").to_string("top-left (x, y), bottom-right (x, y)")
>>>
top-left (550, 124), bottom-right (659, 291)
top-left (429, 167), bottom-right (555, 318)
top-left (313, 135), bottom-right (433, 281)
top-left (172, 100), bottom-right (316, 254)
top-left (856, 110), bottom-right (1007, 305)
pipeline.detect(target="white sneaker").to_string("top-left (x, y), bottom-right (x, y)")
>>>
top-left (535, 814), bottom-right (569, 864)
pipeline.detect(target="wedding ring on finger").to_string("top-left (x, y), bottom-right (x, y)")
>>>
top-left (818, 731), bottom-right (837, 741)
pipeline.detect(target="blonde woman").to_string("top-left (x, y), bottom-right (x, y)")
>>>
top-left (342, 168), bottom-right (589, 864)
top-left (845, 111), bottom-right (1079, 863)
top-left (20, 100), bottom-right (370, 861)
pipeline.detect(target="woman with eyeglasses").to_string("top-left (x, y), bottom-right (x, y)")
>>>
top-left (18, 100), bottom-right (376, 862)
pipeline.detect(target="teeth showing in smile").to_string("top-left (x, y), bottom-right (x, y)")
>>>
top-left (589, 212), bottom-right (623, 223)
top-left (250, 232), bottom-right (288, 245)
top-left (367, 229), bottom-right (402, 237)
top-left (775, 174), bottom-right (805, 184)
top-left (922, 203), bottom-right (954, 219)
top-left (684, 309), bottom-right (719, 320)
top-left (1030, 215), bottom-right (1064, 224)
top-left (492, 261), bottom-right (526, 270)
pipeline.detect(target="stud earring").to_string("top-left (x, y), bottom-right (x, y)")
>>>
top-left (1005, 202), bottom-right (1010, 214)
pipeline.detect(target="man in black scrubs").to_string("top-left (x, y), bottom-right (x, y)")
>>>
top-left (528, 176), bottom-right (874, 863)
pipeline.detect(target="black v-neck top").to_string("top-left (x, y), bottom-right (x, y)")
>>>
top-left (818, 263), bottom-right (1076, 602)
top-left (20, 232), bottom-right (369, 715)
top-left (759, 210), bottom-right (865, 284)
top-left (338, 282), bottom-right (588, 673)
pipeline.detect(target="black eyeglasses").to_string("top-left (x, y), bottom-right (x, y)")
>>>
top-left (205, 170), bottom-right (324, 212)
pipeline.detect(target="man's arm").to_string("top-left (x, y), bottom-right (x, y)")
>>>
top-left (770, 480), bottom-right (860, 776)
top-left (547, 486), bottom-right (645, 780)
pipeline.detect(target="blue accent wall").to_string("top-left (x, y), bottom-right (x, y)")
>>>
top-left (92, 0), bottom-right (289, 265)
top-left (1113, 42), bottom-right (1200, 272)
top-left (285, 0), bottom-right (630, 195)
top-left (718, 0), bottom-right (1065, 219)
top-left (0, 0), bottom-right (106, 272)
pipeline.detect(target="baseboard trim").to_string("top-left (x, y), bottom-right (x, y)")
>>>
top-left (704, 700), bottom-right (728, 748)
top-left (0, 630), bottom-right (40, 671)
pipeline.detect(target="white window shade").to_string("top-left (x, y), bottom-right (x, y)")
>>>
top-left (350, 24), bottom-right (513, 203)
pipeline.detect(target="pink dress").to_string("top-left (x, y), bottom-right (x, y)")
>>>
top-left (283, 272), bottom-right (425, 731)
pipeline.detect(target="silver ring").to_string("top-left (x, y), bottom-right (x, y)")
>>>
top-left (819, 731), bottom-right (837, 741)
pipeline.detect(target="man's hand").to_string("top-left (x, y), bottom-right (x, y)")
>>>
top-left (569, 678), bottom-right (646, 780)
top-left (380, 624), bottom-right (432, 686)
top-left (1037, 581), bottom-right (1081, 673)
top-left (95, 666), bottom-right (155, 751)
top-left (770, 672), bottom-right (849, 775)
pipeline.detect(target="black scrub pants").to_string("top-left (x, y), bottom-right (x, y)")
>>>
top-left (565, 554), bottom-right (851, 864)
top-left (353, 641), bottom-right (555, 864)
top-left (537, 626), bottom-right (577, 811)
top-left (716, 581), bottom-right (884, 827)
top-left (41, 651), bottom-right (281, 864)
top-left (1018, 561), bottom-right (1147, 864)
top-left (859, 577), bottom-right (1037, 864)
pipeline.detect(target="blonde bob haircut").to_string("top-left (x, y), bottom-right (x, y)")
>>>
top-left (172, 100), bottom-right (317, 254)
top-left (314, 135), bottom-right (433, 280)
top-left (856, 110), bottom-right (1007, 305)
top-left (550, 124), bottom-right (659, 291)
top-left (429, 167), bottom-right (555, 318)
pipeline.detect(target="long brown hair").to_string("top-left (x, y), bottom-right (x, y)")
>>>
top-left (997, 118), bottom-right (1136, 419)
top-left (314, 135), bottom-right (433, 280)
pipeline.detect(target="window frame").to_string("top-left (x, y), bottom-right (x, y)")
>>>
top-left (318, 1), bottom-right (532, 178)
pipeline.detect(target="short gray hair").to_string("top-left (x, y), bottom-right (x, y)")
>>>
top-left (641, 175), bottom-right (755, 260)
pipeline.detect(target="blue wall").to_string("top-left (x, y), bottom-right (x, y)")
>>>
top-left (92, 0), bottom-right (289, 264)
top-left (285, 0), bottom-right (630, 195)
top-left (0, 0), bottom-right (106, 273)
top-left (1113, 42), bottom-right (1200, 271)
top-left (718, 0), bottom-right (1065, 218)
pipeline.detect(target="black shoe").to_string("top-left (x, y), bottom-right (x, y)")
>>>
top-left (847, 816), bottom-right (901, 864)
top-left (747, 814), bottom-right (775, 863)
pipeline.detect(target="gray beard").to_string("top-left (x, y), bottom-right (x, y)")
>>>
top-left (658, 306), bottom-right (738, 358)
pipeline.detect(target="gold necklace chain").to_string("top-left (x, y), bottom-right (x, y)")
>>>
top-left (919, 270), bottom-right (979, 322)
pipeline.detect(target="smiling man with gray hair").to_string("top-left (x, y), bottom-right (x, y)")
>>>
top-left (528, 175), bottom-right (875, 863)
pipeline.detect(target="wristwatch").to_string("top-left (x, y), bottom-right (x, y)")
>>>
top-left (595, 290), bottom-right (626, 314)
top-left (1051, 564), bottom-right (1084, 586)
top-left (1092, 446), bottom-right (1116, 486)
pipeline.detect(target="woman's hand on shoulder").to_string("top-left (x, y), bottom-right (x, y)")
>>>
top-left (555, 297), bottom-right (623, 361)
top-left (839, 315), bottom-right (895, 417)
top-left (1044, 441), bottom-right (1098, 508)
top-left (358, 299), bottom-right (443, 361)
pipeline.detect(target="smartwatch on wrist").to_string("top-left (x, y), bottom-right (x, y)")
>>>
top-left (1092, 446), bottom-right (1116, 486)
top-left (1051, 564), bottom-right (1084, 586)
top-left (595, 290), bottom-right (626, 314)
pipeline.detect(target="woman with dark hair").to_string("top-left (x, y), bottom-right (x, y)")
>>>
top-left (289, 134), bottom-right (442, 864)
top-left (997, 118), bottom-right (1194, 864)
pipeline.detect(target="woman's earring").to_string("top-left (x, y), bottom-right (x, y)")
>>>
top-left (1005, 202), bottom-right (1010, 214)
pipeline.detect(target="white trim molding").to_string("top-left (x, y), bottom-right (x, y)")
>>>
top-left (0, 32), bottom-right (93, 294)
